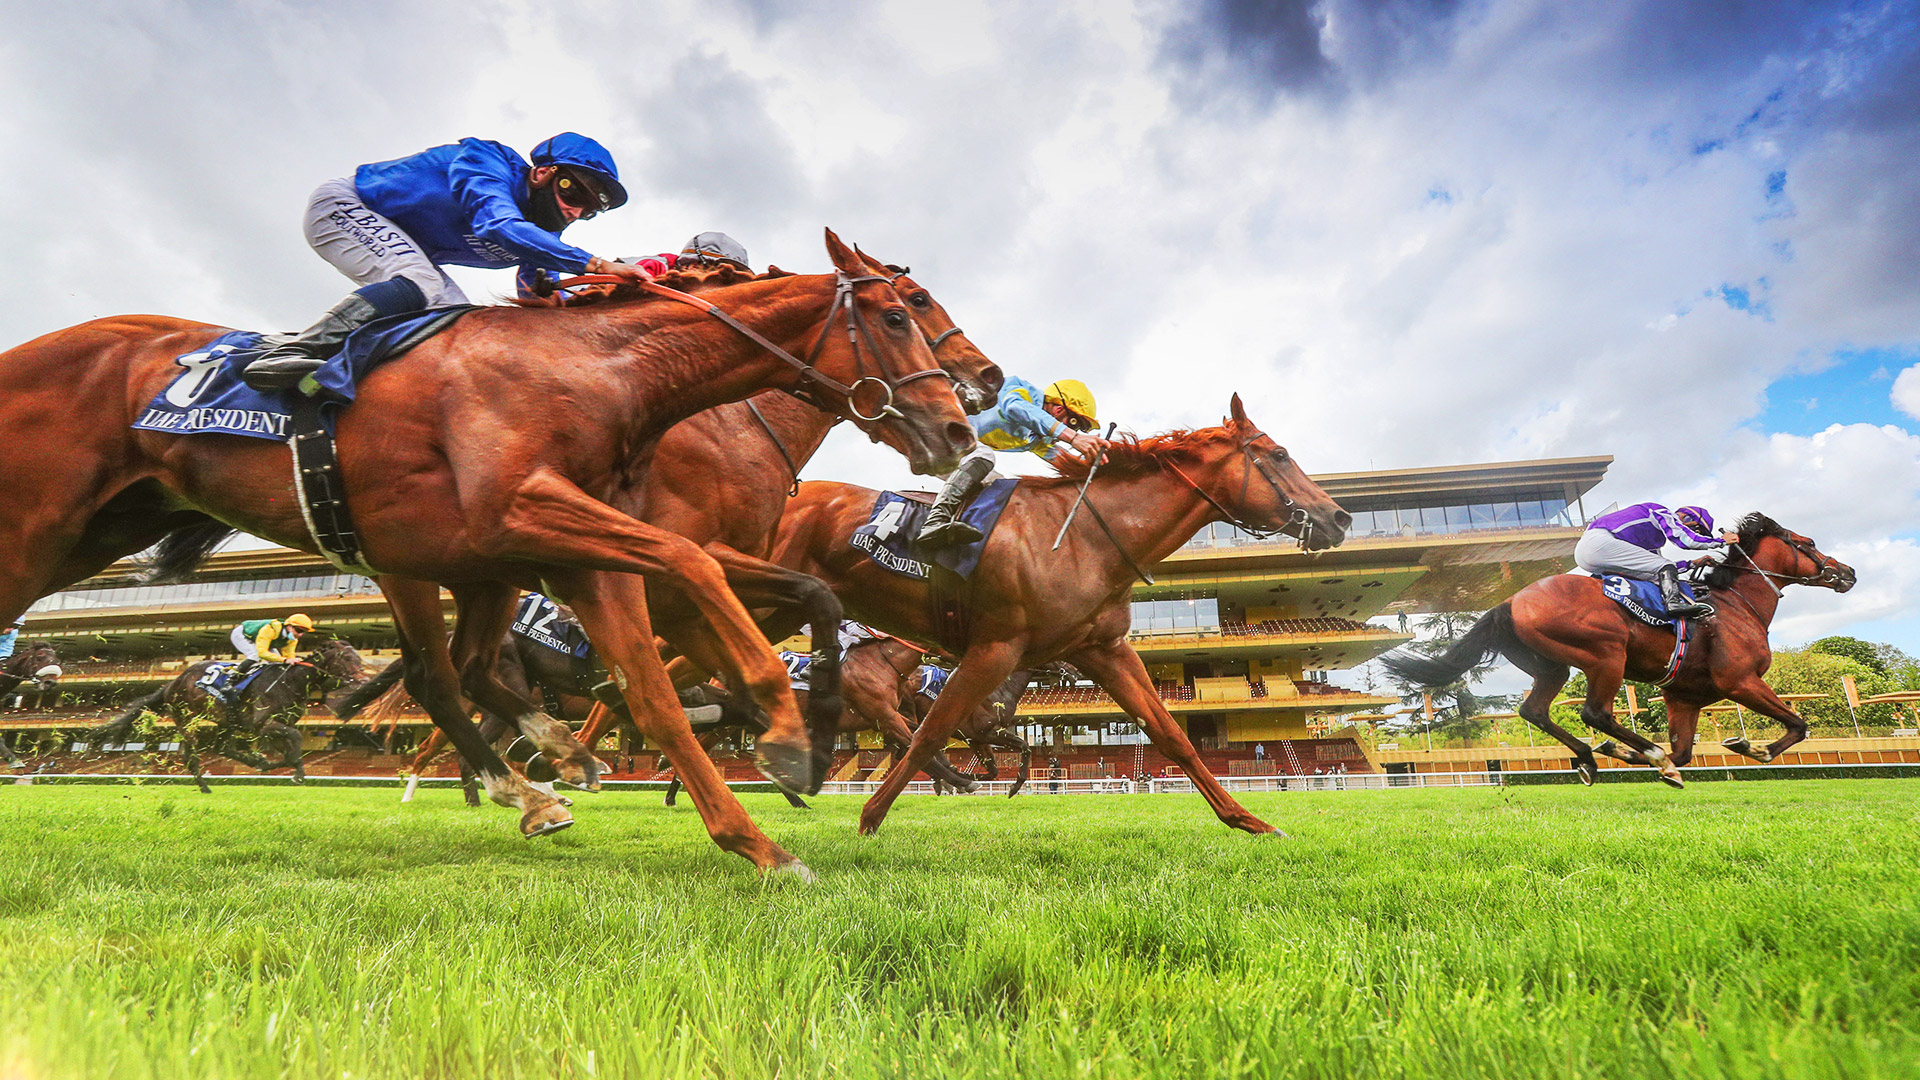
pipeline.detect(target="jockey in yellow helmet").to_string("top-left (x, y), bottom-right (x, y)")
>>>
top-left (918, 377), bottom-right (1106, 550)
top-left (230, 613), bottom-right (314, 675)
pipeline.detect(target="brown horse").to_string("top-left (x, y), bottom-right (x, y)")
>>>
top-left (770, 395), bottom-right (1350, 836)
top-left (85, 638), bottom-right (369, 792)
top-left (1378, 513), bottom-right (1856, 786)
top-left (567, 254), bottom-right (1000, 782)
top-left (907, 663), bottom-right (1052, 795)
top-left (0, 230), bottom-right (970, 875)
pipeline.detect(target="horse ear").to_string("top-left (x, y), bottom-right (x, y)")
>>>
top-left (824, 228), bottom-right (860, 274)
top-left (1229, 393), bottom-right (1249, 426)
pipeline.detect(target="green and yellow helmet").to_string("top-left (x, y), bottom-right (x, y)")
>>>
top-left (1044, 379), bottom-right (1097, 431)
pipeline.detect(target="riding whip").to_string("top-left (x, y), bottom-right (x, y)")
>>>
top-left (1051, 422), bottom-right (1119, 551)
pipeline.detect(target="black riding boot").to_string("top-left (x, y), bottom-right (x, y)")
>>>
top-left (240, 293), bottom-right (384, 390)
top-left (240, 277), bottom-right (428, 391)
top-left (917, 456), bottom-right (995, 550)
top-left (1657, 565), bottom-right (1715, 619)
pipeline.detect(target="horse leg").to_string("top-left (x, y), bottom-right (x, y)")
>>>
top-left (1071, 640), bottom-right (1276, 834)
top-left (183, 733), bottom-right (211, 795)
top-left (705, 547), bottom-right (846, 791)
top-left (380, 577), bottom-right (570, 837)
top-left (859, 640), bottom-right (1024, 836)
top-left (264, 719), bottom-right (304, 782)
top-left (1720, 680), bottom-right (1810, 763)
top-left (547, 567), bottom-right (807, 876)
top-left (466, 472), bottom-right (811, 792)
top-left (403, 726), bottom-right (451, 803)
top-left (447, 582), bottom-right (603, 791)
top-left (1513, 665), bottom-right (1600, 784)
top-left (1579, 669), bottom-right (1683, 788)
top-left (1009, 742), bottom-right (1032, 798)
top-left (1666, 696), bottom-right (1702, 766)
top-left (864, 683), bottom-right (976, 793)
top-left (664, 728), bottom-right (723, 807)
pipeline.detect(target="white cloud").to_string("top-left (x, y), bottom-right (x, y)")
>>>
top-left (1894, 363), bottom-right (1920, 420)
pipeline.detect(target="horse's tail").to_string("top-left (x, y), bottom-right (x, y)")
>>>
top-left (1377, 604), bottom-right (1525, 687)
top-left (143, 521), bottom-right (238, 584)
top-left (86, 688), bottom-right (165, 745)
top-left (332, 659), bottom-right (406, 720)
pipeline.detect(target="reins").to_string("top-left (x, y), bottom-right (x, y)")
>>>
top-left (552, 272), bottom-right (952, 423)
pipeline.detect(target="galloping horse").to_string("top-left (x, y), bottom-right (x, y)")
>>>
top-left (1379, 513), bottom-right (1856, 785)
top-left (0, 230), bottom-right (971, 875)
top-left (770, 396), bottom-right (1350, 836)
top-left (87, 638), bottom-right (369, 792)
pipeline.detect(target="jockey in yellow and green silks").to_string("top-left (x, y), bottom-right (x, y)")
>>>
top-left (230, 613), bottom-right (314, 673)
top-left (917, 377), bottom-right (1106, 550)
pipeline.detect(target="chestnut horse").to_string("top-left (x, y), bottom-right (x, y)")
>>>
top-left (769, 395), bottom-right (1350, 836)
top-left (1379, 513), bottom-right (1856, 786)
top-left (0, 230), bottom-right (971, 876)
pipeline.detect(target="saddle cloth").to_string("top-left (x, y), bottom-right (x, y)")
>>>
top-left (849, 478), bottom-right (1019, 580)
top-left (911, 664), bottom-right (951, 700)
top-left (1598, 574), bottom-right (1698, 627)
top-left (510, 593), bottom-right (594, 661)
top-left (780, 623), bottom-right (886, 690)
top-left (132, 307), bottom-right (474, 441)
top-left (195, 661), bottom-right (267, 702)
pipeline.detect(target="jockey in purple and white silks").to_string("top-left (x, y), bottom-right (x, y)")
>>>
top-left (1575, 503), bottom-right (1731, 619)
top-left (781, 623), bottom-right (886, 690)
top-left (242, 133), bottom-right (649, 390)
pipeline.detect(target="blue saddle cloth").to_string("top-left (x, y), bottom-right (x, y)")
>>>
top-left (912, 664), bottom-right (951, 700)
top-left (509, 593), bottom-right (594, 661)
top-left (1599, 574), bottom-right (1696, 627)
top-left (131, 307), bottom-right (474, 441)
top-left (195, 662), bottom-right (266, 703)
top-left (850, 478), bottom-right (1019, 580)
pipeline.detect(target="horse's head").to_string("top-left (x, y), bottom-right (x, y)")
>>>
top-left (8, 642), bottom-right (60, 690)
top-left (1715, 513), bottom-right (1857, 594)
top-left (308, 638), bottom-right (369, 685)
top-left (853, 250), bottom-right (1004, 414)
top-left (815, 229), bottom-right (975, 475)
top-left (1211, 394), bottom-right (1350, 551)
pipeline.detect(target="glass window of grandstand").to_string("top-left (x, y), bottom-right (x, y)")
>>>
top-left (1129, 597), bottom-right (1220, 635)
top-left (28, 573), bottom-right (382, 614)
top-left (1341, 496), bottom-right (1578, 538)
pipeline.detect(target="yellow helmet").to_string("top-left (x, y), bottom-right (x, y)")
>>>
top-left (285, 613), bottom-right (315, 631)
top-left (1043, 379), bottom-right (1097, 429)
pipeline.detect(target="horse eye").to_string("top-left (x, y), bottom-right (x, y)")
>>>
top-left (885, 310), bottom-right (908, 328)
top-left (910, 293), bottom-right (931, 308)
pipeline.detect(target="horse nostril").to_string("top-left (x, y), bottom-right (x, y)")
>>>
top-left (1333, 510), bottom-right (1353, 530)
top-left (978, 364), bottom-right (1004, 397)
top-left (946, 421), bottom-right (976, 451)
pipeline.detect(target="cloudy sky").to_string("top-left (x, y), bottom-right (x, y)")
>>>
top-left (3, 0), bottom-right (1916, 654)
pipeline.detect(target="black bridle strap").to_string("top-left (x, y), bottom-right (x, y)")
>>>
top-left (744, 398), bottom-right (803, 497)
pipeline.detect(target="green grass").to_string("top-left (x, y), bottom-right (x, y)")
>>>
top-left (0, 781), bottom-right (1915, 1080)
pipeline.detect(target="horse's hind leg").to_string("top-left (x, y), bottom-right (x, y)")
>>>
top-left (1513, 665), bottom-right (1601, 783)
top-left (1580, 669), bottom-right (1683, 788)
top-left (264, 720), bottom-right (304, 782)
top-left (381, 577), bottom-right (569, 837)
top-left (183, 736), bottom-right (212, 795)
top-left (448, 582), bottom-right (603, 792)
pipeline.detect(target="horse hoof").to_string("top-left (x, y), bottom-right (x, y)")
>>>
top-left (754, 740), bottom-right (813, 796)
top-left (521, 802), bottom-right (574, 838)
top-left (770, 859), bottom-right (817, 885)
top-left (1659, 771), bottom-right (1685, 790)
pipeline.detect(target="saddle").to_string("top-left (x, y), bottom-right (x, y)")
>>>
top-left (1594, 574), bottom-right (1703, 686)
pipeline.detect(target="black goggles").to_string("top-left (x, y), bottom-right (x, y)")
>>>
top-left (553, 168), bottom-right (611, 218)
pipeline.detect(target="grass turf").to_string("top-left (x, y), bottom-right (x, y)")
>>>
top-left (0, 781), bottom-right (1914, 1079)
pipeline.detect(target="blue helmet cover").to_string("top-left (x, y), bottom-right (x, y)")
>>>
top-left (530, 132), bottom-right (628, 210)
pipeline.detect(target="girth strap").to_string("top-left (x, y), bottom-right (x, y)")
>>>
top-left (288, 399), bottom-right (376, 576)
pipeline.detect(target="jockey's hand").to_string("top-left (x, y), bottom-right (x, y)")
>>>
top-left (1687, 556), bottom-right (1719, 568)
top-left (1720, 529), bottom-right (1739, 543)
top-left (1063, 431), bottom-right (1107, 463)
top-left (587, 256), bottom-right (651, 283)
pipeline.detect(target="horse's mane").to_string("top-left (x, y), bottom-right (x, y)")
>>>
top-left (1039, 427), bottom-right (1234, 485)
top-left (1701, 512), bottom-right (1786, 590)
top-left (511, 263), bottom-right (796, 309)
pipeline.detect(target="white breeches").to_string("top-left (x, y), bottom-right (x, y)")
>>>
top-left (230, 625), bottom-right (262, 662)
top-left (302, 178), bottom-right (469, 306)
top-left (1574, 530), bottom-right (1671, 579)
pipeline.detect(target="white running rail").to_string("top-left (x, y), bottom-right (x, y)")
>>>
top-left (1146, 771), bottom-right (1505, 793)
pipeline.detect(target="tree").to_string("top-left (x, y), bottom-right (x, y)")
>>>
top-left (1764, 648), bottom-right (1900, 730)
top-left (1808, 636), bottom-right (1887, 676)
top-left (1384, 611), bottom-right (1505, 741)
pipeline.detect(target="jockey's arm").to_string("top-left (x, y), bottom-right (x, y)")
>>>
top-left (448, 142), bottom-right (633, 279)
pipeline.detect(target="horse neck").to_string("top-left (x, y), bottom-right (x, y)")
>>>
top-left (1075, 463), bottom-right (1223, 568)
top-left (715, 392), bottom-right (839, 468)
top-left (598, 278), bottom-right (846, 437)
top-left (1722, 543), bottom-right (1788, 626)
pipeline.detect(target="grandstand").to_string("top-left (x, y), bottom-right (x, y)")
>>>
top-left (6, 455), bottom-right (1624, 781)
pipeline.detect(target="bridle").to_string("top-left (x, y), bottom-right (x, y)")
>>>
top-left (551, 270), bottom-right (953, 423)
top-left (1163, 431), bottom-right (1313, 545)
top-left (1725, 532), bottom-right (1846, 598)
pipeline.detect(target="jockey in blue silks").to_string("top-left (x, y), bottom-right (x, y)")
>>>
top-left (917, 376), bottom-right (1107, 550)
top-left (243, 133), bottom-right (649, 390)
top-left (1575, 503), bottom-right (1732, 619)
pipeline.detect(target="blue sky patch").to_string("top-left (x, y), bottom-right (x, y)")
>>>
top-left (1750, 346), bottom-right (1919, 437)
